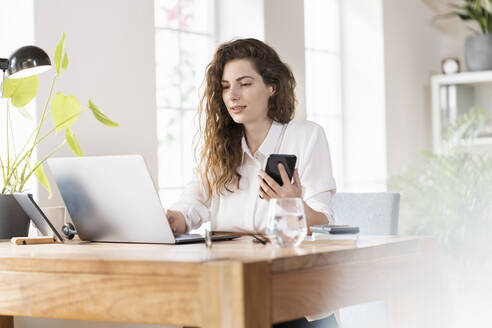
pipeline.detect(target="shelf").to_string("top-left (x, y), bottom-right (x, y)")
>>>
top-left (431, 70), bottom-right (492, 86)
top-left (461, 137), bottom-right (492, 146)
top-left (431, 71), bottom-right (492, 153)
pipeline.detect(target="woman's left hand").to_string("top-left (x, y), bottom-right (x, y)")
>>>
top-left (258, 164), bottom-right (302, 201)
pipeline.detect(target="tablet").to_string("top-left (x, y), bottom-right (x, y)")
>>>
top-left (13, 193), bottom-right (64, 242)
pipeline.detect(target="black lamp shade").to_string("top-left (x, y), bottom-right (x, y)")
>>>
top-left (7, 45), bottom-right (51, 79)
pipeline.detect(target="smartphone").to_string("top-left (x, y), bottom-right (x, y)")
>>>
top-left (310, 225), bottom-right (360, 235)
top-left (264, 154), bottom-right (297, 186)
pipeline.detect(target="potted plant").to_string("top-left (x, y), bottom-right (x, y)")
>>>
top-left (447, 0), bottom-right (492, 71)
top-left (0, 33), bottom-right (118, 238)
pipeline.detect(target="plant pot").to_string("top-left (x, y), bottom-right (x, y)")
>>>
top-left (0, 194), bottom-right (30, 239)
top-left (465, 34), bottom-right (492, 71)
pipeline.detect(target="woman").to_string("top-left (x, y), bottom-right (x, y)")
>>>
top-left (166, 39), bottom-right (338, 327)
top-left (166, 38), bottom-right (336, 237)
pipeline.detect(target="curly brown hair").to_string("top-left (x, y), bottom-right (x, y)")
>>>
top-left (198, 38), bottom-right (297, 199)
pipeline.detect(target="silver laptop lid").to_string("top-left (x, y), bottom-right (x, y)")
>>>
top-left (47, 154), bottom-right (176, 244)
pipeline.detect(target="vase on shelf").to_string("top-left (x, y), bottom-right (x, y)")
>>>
top-left (465, 34), bottom-right (492, 71)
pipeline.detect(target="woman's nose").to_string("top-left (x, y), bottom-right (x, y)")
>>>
top-left (229, 84), bottom-right (240, 100)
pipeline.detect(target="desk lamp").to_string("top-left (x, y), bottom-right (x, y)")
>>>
top-left (1, 46), bottom-right (53, 245)
top-left (1, 45), bottom-right (52, 96)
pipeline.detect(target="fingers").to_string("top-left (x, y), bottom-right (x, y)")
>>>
top-left (257, 167), bottom-right (302, 199)
top-left (166, 209), bottom-right (178, 232)
top-left (258, 176), bottom-right (278, 199)
top-left (293, 168), bottom-right (301, 187)
top-left (278, 163), bottom-right (291, 185)
top-left (258, 169), bottom-right (281, 191)
top-left (258, 185), bottom-right (271, 201)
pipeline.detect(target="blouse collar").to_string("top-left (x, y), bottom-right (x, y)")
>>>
top-left (241, 121), bottom-right (284, 162)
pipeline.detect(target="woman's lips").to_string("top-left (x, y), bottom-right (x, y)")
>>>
top-left (230, 105), bottom-right (246, 114)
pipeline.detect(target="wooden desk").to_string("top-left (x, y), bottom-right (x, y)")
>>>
top-left (0, 236), bottom-right (437, 328)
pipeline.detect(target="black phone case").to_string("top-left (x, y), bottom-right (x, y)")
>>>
top-left (265, 154), bottom-right (297, 186)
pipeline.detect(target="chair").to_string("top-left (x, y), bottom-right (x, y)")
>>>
top-left (332, 192), bottom-right (400, 328)
top-left (332, 192), bottom-right (400, 234)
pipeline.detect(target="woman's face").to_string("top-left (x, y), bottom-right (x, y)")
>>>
top-left (221, 59), bottom-right (274, 125)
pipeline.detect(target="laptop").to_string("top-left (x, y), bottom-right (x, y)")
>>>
top-left (47, 154), bottom-right (234, 244)
top-left (14, 193), bottom-right (64, 242)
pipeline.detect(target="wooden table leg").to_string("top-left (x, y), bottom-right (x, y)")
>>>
top-left (0, 316), bottom-right (13, 328)
top-left (201, 261), bottom-right (271, 328)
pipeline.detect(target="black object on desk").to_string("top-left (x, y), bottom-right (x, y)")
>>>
top-left (310, 224), bottom-right (360, 235)
top-left (13, 193), bottom-right (64, 242)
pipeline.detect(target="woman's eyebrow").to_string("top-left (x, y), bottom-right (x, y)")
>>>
top-left (221, 75), bottom-right (255, 83)
top-left (236, 75), bottom-right (254, 81)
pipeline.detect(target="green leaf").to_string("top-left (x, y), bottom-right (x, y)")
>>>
top-left (88, 100), bottom-right (119, 127)
top-left (54, 32), bottom-right (66, 76)
top-left (50, 92), bottom-right (81, 132)
top-left (17, 108), bottom-right (33, 120)
top-left (62, 50), bottom-right (68, 70)
top-left (1, 75), bottom-right (39, 107)
top-left (34, 163), bottom-right (52, 199)
top-left (65, 128), bottom-right (83, 156)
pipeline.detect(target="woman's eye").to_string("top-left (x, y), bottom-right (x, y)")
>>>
top-left (222, 85), bottom-right (230, 90)
top-left (241, 83), bottom-right (251, 87)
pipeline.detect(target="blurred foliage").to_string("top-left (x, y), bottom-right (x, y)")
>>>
top-left (444, 0), bottom-right (492, 34)
top-left (389, 106), bottom-right (492, 325)
top-left (389, 107), bottom-right (492, 258)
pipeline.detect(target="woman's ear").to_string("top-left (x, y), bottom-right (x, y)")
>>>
top-left (268, 84), bottom-right (275, 96)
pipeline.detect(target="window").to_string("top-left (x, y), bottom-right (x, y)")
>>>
top-left (304, 0), bottom-right (344, 188)
top-left (154, 0), bottom-right (215, 205)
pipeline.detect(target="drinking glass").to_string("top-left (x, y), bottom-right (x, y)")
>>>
top-left (266, 198), bottom-right (307, 248)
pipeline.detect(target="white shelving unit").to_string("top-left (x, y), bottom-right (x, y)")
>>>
top-left (431, 70), bottom-right (492, 153)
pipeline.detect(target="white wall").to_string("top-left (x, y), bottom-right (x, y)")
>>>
top-left (382, 0), bottom-right (467, 175)
top-left (0, 0), bottom-right (33, 58)
top-left (33, 0), bottom-right (158, 207)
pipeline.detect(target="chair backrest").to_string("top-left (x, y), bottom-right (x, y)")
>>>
top-left (332, 192), bottom-right (400, 235)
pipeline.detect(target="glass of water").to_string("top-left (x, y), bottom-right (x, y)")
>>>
top-left (266, 198), bottom-right (307, 248)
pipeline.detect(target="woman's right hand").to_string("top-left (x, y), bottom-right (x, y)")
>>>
top-left (166, 209), bottom-right (187, 234)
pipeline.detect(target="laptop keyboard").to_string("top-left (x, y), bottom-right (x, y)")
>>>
top-left (175, 233), bottom-right (202, 241)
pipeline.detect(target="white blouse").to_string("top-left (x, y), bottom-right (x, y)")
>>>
top-left (170, 120), bottom-right (337, 233)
